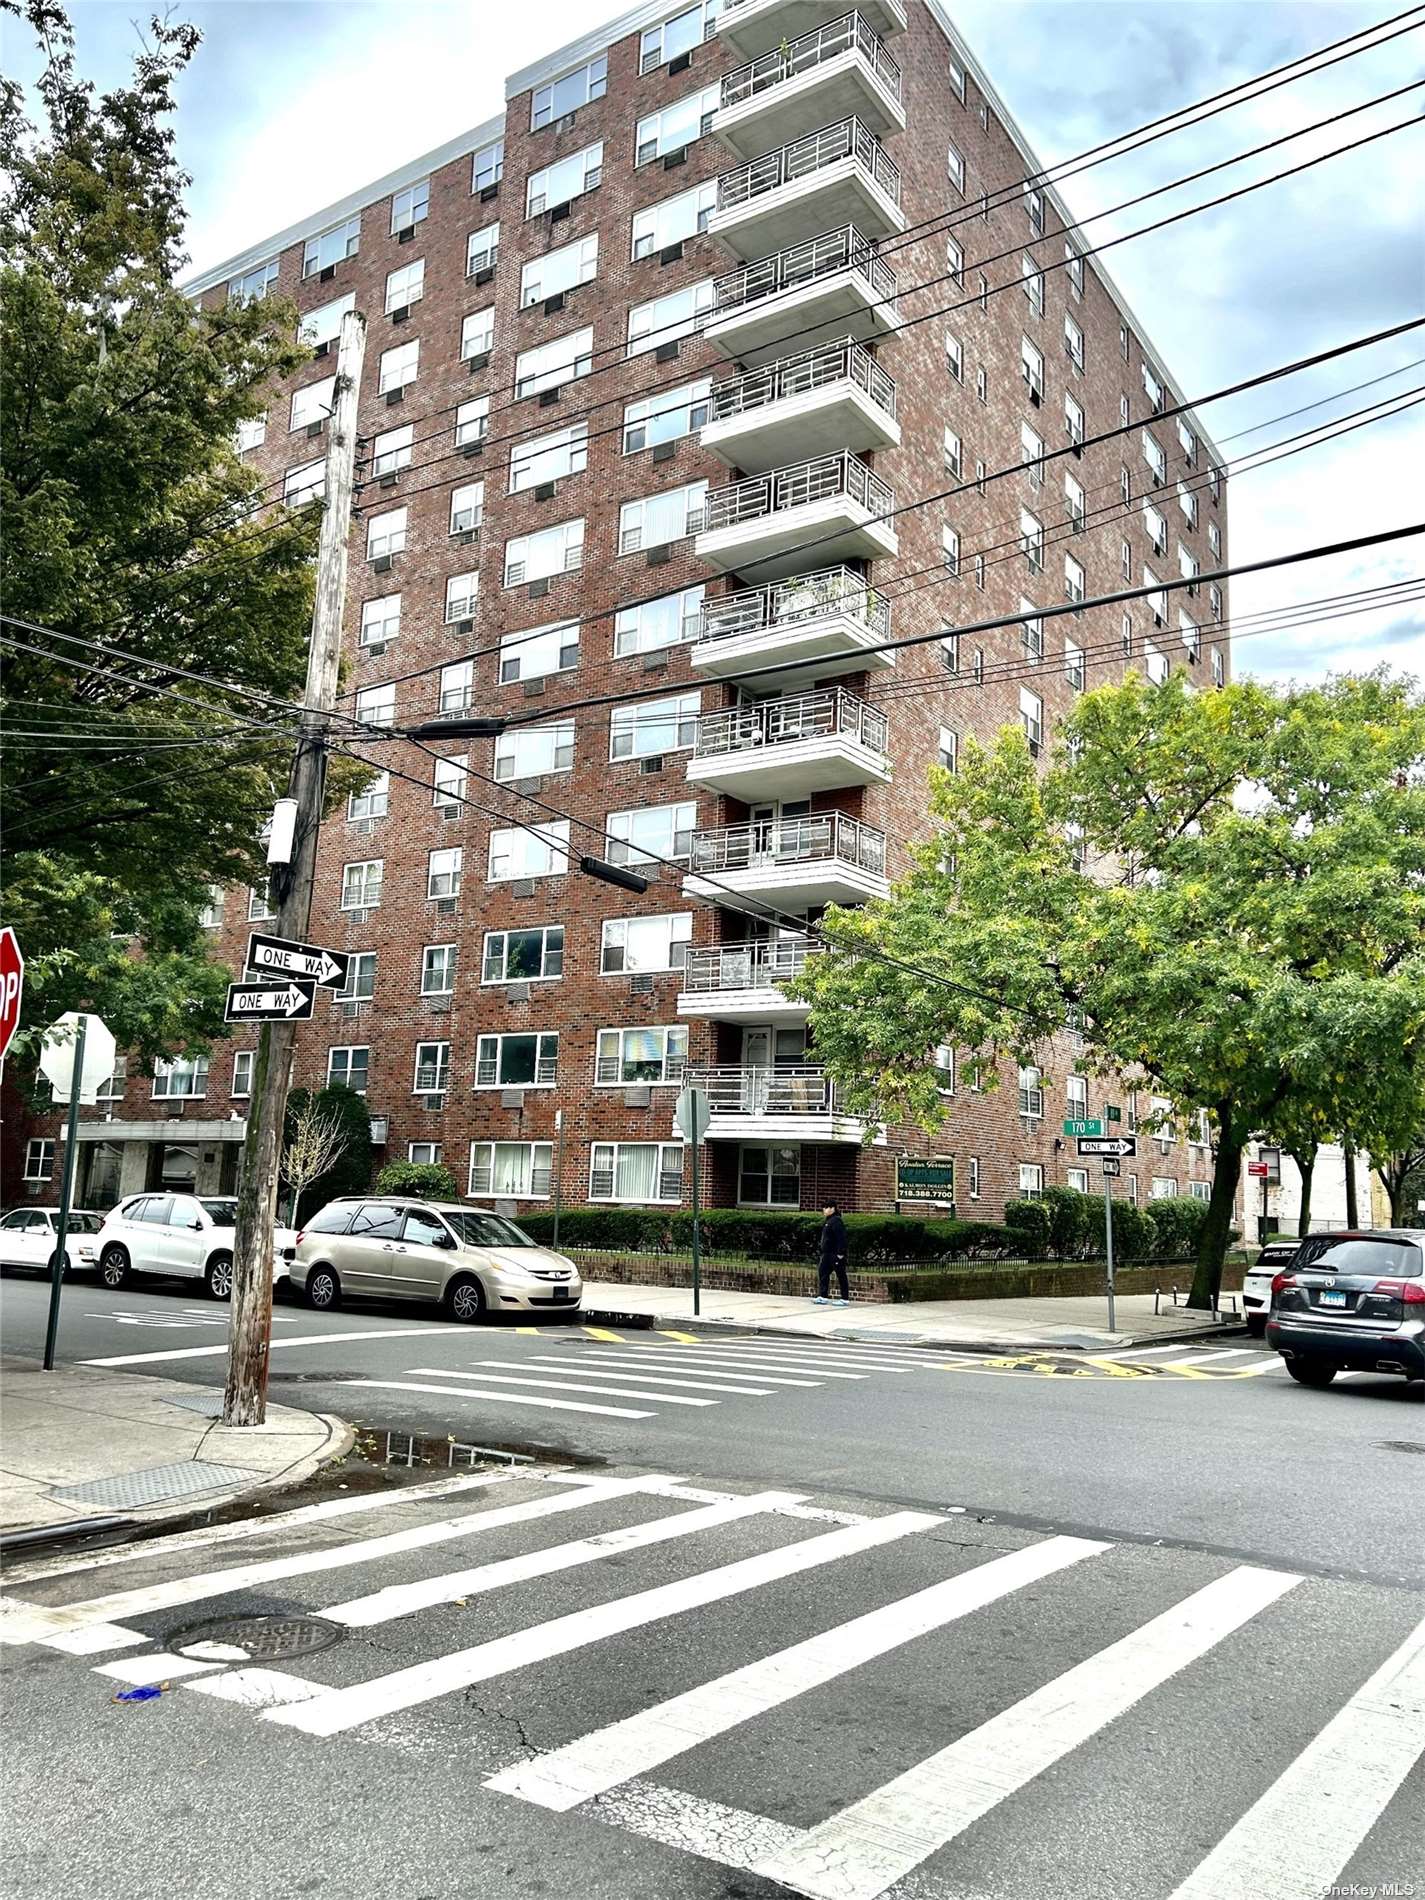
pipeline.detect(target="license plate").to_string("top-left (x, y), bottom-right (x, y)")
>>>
top-left (552, 1287), bottom-right (570, 1301)
top-left (1318, 1289), bottom-right (1348, 1307)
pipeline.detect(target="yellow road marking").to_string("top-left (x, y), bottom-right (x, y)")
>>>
top-left (582, 1325), bottom-right (629, 1343)
top-left (655, 1329), bottom-right (701, 1344)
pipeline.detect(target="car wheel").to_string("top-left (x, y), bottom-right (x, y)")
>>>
top-left (205, 1254), bottom-right (234, 1301)
top-left (1246, 1315), bottom-right (1267, 1338)
top-left (99, 1245), bottom-right (129, 1289)
top-left (445, 1275), bottom-right (486, 1324)
top-left (1286, 1359), bottom-right (1337, 1388)
top-left (305, 1264), bottom-right (340, 1311)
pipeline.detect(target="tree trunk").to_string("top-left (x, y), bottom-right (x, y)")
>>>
top-left (1387, 1171), bottom-right (1405, 1225)
top-left (1343, 1141), bottom-right (1359, 1227)
top-left (1188, 1113), bottom-right (1245, 1309)
top-left (1288, 1143), bottom-right (1317, 1239)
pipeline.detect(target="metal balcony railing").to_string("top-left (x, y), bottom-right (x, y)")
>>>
top-left (709, 336), bottom-right (895, 426)
top-left (693, 687), bottom-right (889, 761)
top-left (688, 810), bottom-right (886, 878)
top-left (712, 224), bottom-right (897, 318)
top-left (682, 939), bottom-right (820, 994)
top-left (716, 118), bottom-right (901, 216)
top-left (683, 1064), bottom-right (839, 1116)
top-left (699, 566), bottom-right (891, 645)
top-left (721, 12), bottom-right (902, 112)
top-left (703, 451), bottom-right (892, 532)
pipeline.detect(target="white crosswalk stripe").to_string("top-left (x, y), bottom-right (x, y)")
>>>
top-left (562, 1350), bottom-right (824, 1388)
top-left (483, 1356), bottom-right (775, 1395)
top-left (343, 1377), bottom-right (656, 1418)
top-left (402, 1365), bottom-right (722, 1407)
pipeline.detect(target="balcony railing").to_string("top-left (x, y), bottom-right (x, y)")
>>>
top-left (694, 688), bottom-right (888, 761)
top-left (683, 1064), bottom-right (839, 1116)
top-left (704, 451), bottom-right (892, 532)
top-left (688, 811), bottom-right (886, 878)
top-left (700, 567), bottom-right (891, 645)
top-left (682, 939), bottom-right (820, 994)
top-left (712, 224), bottom-right (897, 318)
top-left (721, 13), bottom-right (902, 111)
top-left (709, 336), bottom-right (896, 426)
top-left (717, 118), bottom-right (901, 216)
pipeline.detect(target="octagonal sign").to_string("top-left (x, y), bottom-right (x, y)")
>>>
top-left (39, 1012), bottom-right (117, 1105)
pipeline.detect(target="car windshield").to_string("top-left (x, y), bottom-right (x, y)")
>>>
top-left (442, 1211), bottom-right (536, 1250)
top-left (68, 1214), bottom-right (104, 1233)
top-left (200, 1199), bottom-right (239, 1225)
top-left (1307, 1239), bottom-right (1423, 1277)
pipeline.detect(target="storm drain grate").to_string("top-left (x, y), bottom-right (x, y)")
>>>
top-left (48, 1460), bottom-right (259, 1510)
top-left (168, 1614), bottom-right (346, 1663)
top-left (162, 1392), bottom-right (226, 1417)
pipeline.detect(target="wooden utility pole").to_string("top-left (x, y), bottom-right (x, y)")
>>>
top-left (224, 309), bottom-right (366, 1427)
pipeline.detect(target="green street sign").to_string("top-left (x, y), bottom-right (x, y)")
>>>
top-left (1062, 1117), bottom-right (1105, 1137)
top-left (1106, 1104), bottom-right (1122, 1123)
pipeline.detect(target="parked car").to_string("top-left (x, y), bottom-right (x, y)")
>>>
top-left (1242, 1237), bottom-right (1303, 1336)
top-left (289, 1198), bottom-right (582, 1321)
top-left (0, 1207), bottom-right (104, 1276)
top-left (94, 1194), bottom-right (294, 1300)
top-left (1266, 1229), bottom-right (1425, 1387)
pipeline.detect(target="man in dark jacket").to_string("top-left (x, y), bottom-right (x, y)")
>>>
top-left (815, 1202), bottom-right (849, 1306)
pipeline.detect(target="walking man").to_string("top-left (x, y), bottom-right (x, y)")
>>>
top-left (815, 1201), bottom-right (849, 1307)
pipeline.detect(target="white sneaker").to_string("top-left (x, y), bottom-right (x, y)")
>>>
top-left (812, 1295), bottom-right (828, 1305)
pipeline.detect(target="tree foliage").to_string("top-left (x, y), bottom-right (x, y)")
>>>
top-left (281, 1085), bottom-right (371, 1216)
top-left (281, 1096), bottom-right (351, 1226)
top-left (373, 1161), bottom-right (460, 1202)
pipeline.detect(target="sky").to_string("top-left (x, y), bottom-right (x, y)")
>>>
top-left (4, 0), bottom-right (1422, 686)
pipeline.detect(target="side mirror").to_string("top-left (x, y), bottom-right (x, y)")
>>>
top-left (188, 1217), bottom-right (204, 1230)
top-left (437, 1231), bottom-right (458, 1249)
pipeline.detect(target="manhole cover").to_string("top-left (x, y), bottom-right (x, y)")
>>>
top-left (167, 1614), bottom-right (346, 1663)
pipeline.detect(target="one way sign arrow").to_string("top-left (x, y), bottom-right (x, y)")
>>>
top-left (1077, 1135), bottom-right (1137, 1157)
top-left (246, 931), bottom-right (350, 991)
top-left (225, 981), bottom-right (317, 1022)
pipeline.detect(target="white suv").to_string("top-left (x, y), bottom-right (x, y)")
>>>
top-left (95, 1194), bottom-right (293, 1300)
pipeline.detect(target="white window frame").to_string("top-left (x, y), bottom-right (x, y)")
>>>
top-left (945, 330), bottom-right (963, 382)
top-left (229, 258), bottom-right (279, 305)
top-left (1021, 336), bottom-right (1043, 401)
top-left (384, 258), bottom-right (425, 314)
top-left (610, 691), bottom-right (700, 761)
top-left (299, 291), bottom-right (354, 348)
top-left (152, 1056), bottom-right (210, 1101)
top-left (336, 951), bottom-right (376, 1001)
top-left (371, 423), bottom-right (412, 475)
top-left (409, 1142), bottom-right (443, 1168)
top-left (391, 179), bottom-right (429, 236)
top-left (627, 279), bottom-right (714, 357)
top-left (1018, 1163), bottom-right (1044, 1198)
top-left (302, 215), bottom-right (359, 278)
top-left (427, 847), bottom-right (463, 900)
top-left (439, 661), bottom-right (473, 713)
top-left (636, 84), bottom-right (719, 163)
top-left (614, 584), bottom-right (703, 656)
top-left (943, 426), bottom-right (962, 477)
top-left (355, 682), bottom-right (395, 729)
top-left (413, 1041), bottom-right (451, 1094)
top-left (1018, 1066), bottom-right (1044, 1119)
top-left (631, 180), bottom-right (716, 259)
top-left (504, 517), bottom-right (584, 587)
top-left (498, 620), bottom-right (579, 685)
top-left (23, 1138), bottom-right (55, 1181)
top-left (487, 821), bottom-right (571, 882)
top-left (283, 459), bottom-right (325, 507)
top-left (421, 942), bottom-right (458, 995)
top-left (1064, 313), bottom-right (1084, 372)
top-left (493, 719), bottom-right (575, 781)
top-left (946, 143), bottom-right (965, 191)
top-left (235, 414), bottom-right (266, 455)
top-left (519, 234), bottom-right (599, 309)
top-left (449, 481), bottom-right (483, 534)
top-left (595, 1023), bottom-right (688, 1087)
top-left (359, 593), bottom-right (401, 646)
top-left (326, 1045), bottom-right (369, 1094)
top-left (525, 142), bottom-right (603, 218)
top-left (444, 571), bottom-right (479, 624)
top-left (289, 375), bottom-right (335, 432)
top-left (475, 1031), bottom-right (559, 1089)
top-left (366, 508), bottom-right (407, 561)
top-left (434, 753), bottom-right (468, 816)
top-left (347, 771), bottom-right (389, 822)
top-left (482, 924), bottom-right (565, 984)
top-left (590, 1141), bottom-right (684, 1203)
top-left (466, 222), bottom-right (500, 278)
top-left (514, 325), bottom-right (594, 400)
top-left (378, 339), bottom-right (419, 395)
top-left (600, 912), bottom-right (692, 974)
top-left (606, 802), bottom-right (696, 866)
top-left (454, 397), bottom-right (489, 449)
top-left (622, 380), bottom-right (710, 454)
top-left (1019, 685), bottom-right (1043, 749)
top-left (469, 1141), bottom-right (554, 1201)
top-left (341, 859), bottom-right (383, 910)
top-left (472, 140), bottom-right (504, 193)
top-left (640, 0), bottom-right (716, 73)
top-left (532, 53), bottom-right (607, 130)
top-left (232, 1051), bottom-right (254, 1099)
top-left (510, 422), bottom-right (588, 493)
top-left (737, 1144), bottom-right (801, 1208)
top-left (618, 481), bottom-right (707, 554)
top-left (459, 307), bottom-right (495, 363)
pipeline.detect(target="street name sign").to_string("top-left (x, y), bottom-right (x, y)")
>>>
top-left (1063, 1117), bottom-right (1104, 1138)
top-left (1106, 1104), bottom-right (1122, 1123)
top-left (1101, 1157), bottom-right (1121, 1177)
top-left (896, 1157), bottom-right (956, 1202)
top-left (246, 931), bottom-right (350, 991)
top-left (225, 980), bottom-right (316, 1022)
top-left (1077, 1135), bottom-right (1137, 1157)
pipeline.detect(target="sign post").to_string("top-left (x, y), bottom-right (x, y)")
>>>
top-left (37, 1012), bottom-right (115, 1371)
top-left (675, 1087), bottom-right (711, 1318)
top-left (551, 1108), bottom-right (565, 1254)
top-left (1103, 1160), bottom-right (1116, 1335)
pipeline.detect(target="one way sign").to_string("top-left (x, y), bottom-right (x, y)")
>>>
top-left (246, 931), bottom-right (350, 991)
top-left (1077, 1135), bottom-right (1137, 1158)
top-left (225, 981), bottom-right (316, 1022)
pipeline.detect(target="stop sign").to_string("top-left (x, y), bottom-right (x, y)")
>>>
top-left (0, 926), bottom-right (23, 1064)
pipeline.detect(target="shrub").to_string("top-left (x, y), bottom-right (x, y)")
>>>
top-left (374, 1161), bottom-right (459, 1201)
top-left (1107, 1200), bottom-right (1155, 1261)
top-left (1144, 1194), bottom-right (1210, 1260)
top-left (1002, 1198), bottom-right (1052, 1258)
top-left (513, 1205), bottom-right (1009, 1267)
top-left (1040, 1186), bottom-right (1099, 1259)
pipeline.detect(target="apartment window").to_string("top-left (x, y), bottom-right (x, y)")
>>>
top-left (1179, 610), bottom-right (1200, 659)
top-left (632, 181), bottom-right (716, 262)
top-left (302, 215), bottom-right (359, 277)
top-left (1065, 473), bottom-right (1086, 530)
top-left (388, 178), bottom-right (428, 235)
top-left (1018, 1163), bottom-right (1044, 1198)
top-left (1020, 686), bottom-right (1043, 749)
top-left (235, 414), bottom-right (266, 455)
top-left (1021, 336), bottom-right (1043, 402)
top-left (498, 619), bottom-right (579, 683)
top-left (1122, 539), bottom-right (1132, 581)
top-left (623, 381), bottom-right (711, 457)
top-left (1064, 554), bottom-right (1085, 604)
top-left (974, 555), bottom-right (985, 592)
top-left (1067, 1168), bottom-right (1089, 1193)
top-left (1208, 464), bottom-right (1222, 502)
top-left (487, 821), bottom-right (571, 881)
top-left (618, 481), bottom-right (707, 554)
top-left (1145, 564), bottom-right (1167, 624)
top-left (1066, 243), bottom-right (1084, 298)
top-left (1064, 313), bottom-right (1084, 373)
top-left (615, 584), bottom-right (703, 656)
top-left (1120, 322), bottom-right (1131, 360)
top-left (1021, 423), bottom-right (1044, 488)
top-left (289, 376), bottom-right (335, 432)
top-left (1208, 520), bottom-right (1221, 559)
top-left (976, 365), bottom-right (988, 405)
top-left (627, 279), bottom-right (714, 356)
top-left (476, 1032), bottom-right (558, 1088)
top-left (413, 1042), bottom-right (450, 1094)
top-left (526, 142), bottom-right (603, 218)
top-left (636, 83), bottom-right (719, 163)
top-left (1209, 582), bottom-right (1223, 622)
top-left (1151, 1177), bottom-right (1178, 1200)
top-left (601, 912), bottom-right (692, 974)
top-left (229, 258), bottom-right (279, 305)
top-left (444, 571), bottom-right (480, 624)
top-left (532, 53), bottom-right (607, 130)
top-left (945, 234), bottom-right (964, 286)
top-left (1142, 429), bottom-right (1167, 484)
top-left (409, 1142), bottom-right (443, 1168)
top-left (1128, 1173), bottom-right (1140, 1205)
top-left (606, 801), bottom-right (696, 865)
top-left (355, 682), bottom-right (395, 729)
top-left (946, 143), bottom-right (965, 192)
top-left (592, 1141), bottom-right (683, 1202)
top-left (153, 1056), bottom-right (209, 1100)
top-left (938, 725), bottom-right (958, 773)
top-left (300, 292), bottom-right (355, 349)
top-left (941, 525), bottom-right (960, 576)
top-left (1177, 481), bottom-right (1198, 528)
top-left (1065, 639), bottom-right (1086, 692)
top-left (366, 508), bottom-right (407, 562)
top-left (945, 331), bottom-right (963, 382)
top-left (359, 593), bottom-right (401, 647)
top-left (371, 423), bottom-right (412, 475)
top-left (327, 1046), bottom-right (369, 1094)
top-left (1017, 1066), bottom-right (1044, 1119)
top-left (1066, 819), bottom-right (1086, 870)
top-left (198, 888), bottom-right (224, 929)
top-left (519, 233), bottom-right (598, 308)
top-left (384, 258), bottom-right (424, 315)
top-left (504, 518), bottom-right (584, 587)
top-left (341, 859), bottom-right (383, 910)
top-left (446, 482), bottom-right (483, 537)
top-left (1145, 642), bottom-right (1169, 685)
top-left (469, 1141), bottom-right (553, 1200)
top-left (248, 883), bottom-right (276, 921)
top-left (1142, 361), bottom-right (1165, 412)
top-left (421, 943), bottom-right (457, 994)
top-left (1021, 254), bottom-right (1044, 316)
top-left (378, 340), bottom-right (419, 395)
top-left (1019, 508), bottom-right (1044, 573)
top-left (460, 307), bottom-right (495, 363)
top-left (494, 719), bottom-right (575, 781)
top-left (510, 421), bottom-right (588, 493)
top-left (433, 754), bottom-right (467, 815)
top-left (940, 632), bottom-right (960, 675)
top-left (1189, 1179), bottom-right (1211, 1204)
top-left (738, 1144), bottom-right (799, 1208)
top-left (284, 459), bottom-right (325, 507)
top-left (337, 951), bottom-right (376, 1001)
top-left (1142, 500), bottom-right (1167, 554)
top-left (232, 1051), bottom-right (254, 1099)
top-left (427, 847), bottom-right (462, 900)
top-left (1120, 394), bottom-right (1131, 428)
top-left (347, 771), bottom-right (389, 822)
top-left (1117, 612), bottom-right (1132, 657)
top-left (1023, 182), bottom-right (1044, 234)
top-left (943, 427), bottom-right (962, 477)
top-left (483, 925), bottom-right (564, 983)
top-left (1066, 1074), bottom-right (1088, 1117)
top-left (465, 222), bottom-right (499, 278)
top-left (1127, 1092), bottom-right (1140, 1132)
top-left (473, 140), bottom-right (504, 193)
top-left (1211, 647), bottom-right (1225, 688)
top-left (514, 325), bottom-right (595, 399)
top-left (1176, 416), bottom-right (1197, 464)
top-left (968, 1156), bottom-right (980, 1200)
top-left (610, 690), bottom-right (699, 761)
top-left (1020, 597), bottom-right (1044, 661)
top-left (439, 660), bottom-right (473, 712)
top-left (640, 0), bottom-right (716, 72)
top-left (596, 1024), bottom-right (687, 1086)
top-left (453, 398), bottom-right (489, 451)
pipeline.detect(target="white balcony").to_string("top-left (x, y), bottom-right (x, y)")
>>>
top-left (678, 1064), bottom-right (875, 1143)
top-left (677, 939), bottom-right (819, 1025)
top-left (693, 568), bottom-right (896, 682)
top-left (696, 451), bottom-right (896, 581)
top-left (720, 0), bottom-right (906, 60)
top-left (705, 225), bottom-right (901, 365)
top-left (686, 688), bottom-right (891, 800)
top-left (710, 118), bottom-right (904, 260)
top-left (714, 13), bottom-right (904, 159)
top-left (702, 336), bottom-right (898, 473)
top-left (683, 811), bottom-right (888, 910)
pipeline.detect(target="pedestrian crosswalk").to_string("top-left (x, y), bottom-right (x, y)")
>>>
top-left (940, 1343), bottom-right (1297, 1380)
top-left (3, 1464), bottom-right (1422, 1898)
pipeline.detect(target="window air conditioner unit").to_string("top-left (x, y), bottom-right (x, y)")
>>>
top-left (528, 577), bottom-right (550, 600)
top-left (312, 340), bottom-right (331, 359)
top-left (480, 183), bottom-right (499, 203)
top-left (348, 907), bottom-right (370, 924)
top-left (659, 242), bottom-right (684, 266)
top-left (538, 388), bottom-right (561, 407)
top-left (1028, 386), bottom-right (1040, 406)
top-left (668, 50), bottom-right (692, 74)
top-left (663, 148), bottom-right (688, 171)
top-left (398, 226), bottom-right (415, 245)
top-left (306, 420), bottom-right (324, 438)
top-left (390, 305), bottom-right (410, 324)
top-left (435, 897), bottom-right (458, 916)
top-left (655, 340), bottom-right (681, 364)
top-left (422, 1093), bottom-right (446, 1111)
top-left (354, 817), bottom-right (376, 836)
top-left (548, 201), bottom-right (571, 225)
top-left (460, 441), bottom-right (484, 457)
top-left (378, 473), bottom-right (399, 489)
top-left (511, 879), bottom-right (537, 898)
top-left (542, 292), bottom-right (567, 317)
top-left (533, 480), bottom-right (556, 502)
top-left (384, 388), bottom-right (405, 406)
top-left (522, 677), bottom-right (545, 697)
top-left (647, 544), bottom-right (672, 566)
top-left (639, 755), bottom-right (665, 775)
top-left (341, 1000), bottom-right (361, 1019)
top-left (629, 974), bottom-right (654, 996)
top-left (453, 618), bottom-right (474, 636)
top-left (319, 264), bottom-right (336, 283)
top-left (373, 553), bottom-right (393, 573)
top-left (472, 266), bottom-right (495, 287)
top-left (467, 351), bottom-right (491, 373)
top-left (651, 440), bottom-right (676, 465)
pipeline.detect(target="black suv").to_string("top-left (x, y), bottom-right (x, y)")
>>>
top-left (1266, 1230), bottom-right (1425, 1387)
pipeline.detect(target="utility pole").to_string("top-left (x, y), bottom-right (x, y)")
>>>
top-left (224, 309), bottom-right (366, 1428)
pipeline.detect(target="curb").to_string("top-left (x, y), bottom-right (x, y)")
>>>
top-left (582, 1307), bottom-right (1249, 1355)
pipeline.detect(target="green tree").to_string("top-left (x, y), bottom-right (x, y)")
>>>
top-left (281, 1085), bottom-right (371, 1219)
top-left (373, 1161), bottom-right (460, 1202)
top-left (795, 672), bottom-right (1425, 1308)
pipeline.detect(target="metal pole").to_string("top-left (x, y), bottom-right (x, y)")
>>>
top-left (1103, 1165), bottom-right (1116, 1336)
top-left (691, 1127), bottom-right (702, 1319)
top-left (551, 1108), bottom-right (564, 1253)
top-left (43, 1017), bottom-right (85, 1371)
top-left (225, 308), bottom-right (366, 1428)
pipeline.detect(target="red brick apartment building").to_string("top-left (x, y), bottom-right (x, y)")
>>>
top-left (40, 0), bottom-right (1227, 1221)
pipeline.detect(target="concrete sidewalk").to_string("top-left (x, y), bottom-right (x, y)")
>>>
top-left (0, 1356), bottom-right (351, 1538)
top-left (581, 1281), bottom-right (1247, 1352)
